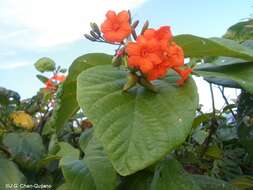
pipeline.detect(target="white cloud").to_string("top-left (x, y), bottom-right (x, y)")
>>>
top-left (0, 61), bottom-right (31, 70)
top-left (0, 0), bottom-right (146, 48)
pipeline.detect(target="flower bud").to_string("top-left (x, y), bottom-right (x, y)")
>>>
top-left (128, 10), bottom-right (132, 24)
top-left (90, 31), bottom-right (100, 39)
top-left (90, 22), bottom-right (101, 36)
top-left (139, 77), bottom-right (158, 92)
top-left (131, 20), bottom-right (139, 29)
top-left (123, 73), bottom-right (138, 92)
top-left (84, 34), bottom-right (97, 41)
top-left (141, 20), bottom-right (149, 35)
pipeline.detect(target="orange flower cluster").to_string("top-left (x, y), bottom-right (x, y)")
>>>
top-left (101, 10), bottom-right (131, 43)
top-left (126, 26), bottom-right (191, 83)
top-left (45, 75), bottom-right (65, 90)
top-left (99, 10), bottom-right (192, 85)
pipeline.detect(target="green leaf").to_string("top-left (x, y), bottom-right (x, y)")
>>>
top-left (48, 134), bottom-right (60, 155)
top-left (174, 35), bottom-right (253, 60)
top-left (192, 175), bottom-right (239, 190)
top-left (61, 138), bottom-right (116, 190)
top-left (205, 145), bottom-right (223, 160)
top-left (3, 132), bottom-right (45, 162)
top-left (43, 53), bottom-right (112, 134)
top-left (0, 87), bottom-right (20, 105)
top-left (231, 176), bottom-right (253, 190)
top-left (119, 171), bottom-right (153, 190)
top-left (79, 128), bottom-right (93, 151)
top-left (36, 74), bottom-right (49, 84)
top-left (57, 142), bottom-right (80, 160)
top-left (57, 183), bottom-right (71, 190)
top-left (34, 57), bottom-right (56, 73)
top-left (61, 158), bottom-right (96, 190)
top-left (150, 159), bottom-right (201, 190)
top-left (77, 65), bottom-right (198, 175)
top-left (223, 20), bottom-right (253, 43)
top-left (194, 61), bottom-right (253, 93)
top-left (217, 127), bottom-right (238, 141)
top-left (83, 138), bottom-right (117, 190)
top-left (192, 113), bottom-right (212, 129)
top-left (0, 158), bottom-right (26, 189)
top-left (192, 128), bottom-right (208, 144)
top-left (36, 155), bottom-right (61, 170)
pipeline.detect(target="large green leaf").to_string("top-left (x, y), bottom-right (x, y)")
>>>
top-left (0, 158), bottom-right (26, 189)
top-left (43, 53), bottom-right (112, 134)
top-left (192, 175), bottom-right (239, 190)
top-left (192, 40), bottom-right (253, 91)
top-left (61, 138), bottom-right (116, 190)
top-left (3, 132), bottom-right (45, 162)
top-left (77, 65), bottom-right (198, 175)
top-left (151, 159), bottom-right (201, 190)
top-left (223, 20), bottom-right (253, 43)
top-left (174, 35), bottom-right (253, 60)
top-left (193, 61), bottom-right (253, 93)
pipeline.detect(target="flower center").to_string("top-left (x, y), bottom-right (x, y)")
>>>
top-left (112, 22), bottom-right (120, 31)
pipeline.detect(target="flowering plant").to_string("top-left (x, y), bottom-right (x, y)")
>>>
top-left (85, 10), bottom-right (192, 92)
top-left (1, 9), bottom-right (253, 190)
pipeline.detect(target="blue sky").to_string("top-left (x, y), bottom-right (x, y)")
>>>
top-left (0, 0), bottom-right (252, 110)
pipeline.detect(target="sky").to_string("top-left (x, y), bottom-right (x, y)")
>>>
top-left (0, 0), bottom-right (252, 111)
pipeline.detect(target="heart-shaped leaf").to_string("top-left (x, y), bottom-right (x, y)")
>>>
top-left (77, 65), bottom-right (198, 175)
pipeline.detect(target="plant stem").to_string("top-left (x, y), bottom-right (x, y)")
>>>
top-left (218, 86), bottom-right (236, 119)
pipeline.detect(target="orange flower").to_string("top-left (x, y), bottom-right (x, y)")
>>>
top-left (51, 75), bottom-right (65, 82)
top-left (126, 26), bottom-right (172, 79)
top-left (126, 25), bottom-right (191, 84)
top-left (126, 36), bottom-right (161, 73)
top-left (101, 10), bottom-right (131, 43)
top-left (161, 42), bottom-right (184, 68)
top-left (173, 67), bottom-right (192, 86)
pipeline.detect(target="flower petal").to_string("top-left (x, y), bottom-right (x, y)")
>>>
top-left (117, 10), bottom-right (130, 23)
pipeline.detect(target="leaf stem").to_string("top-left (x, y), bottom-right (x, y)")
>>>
top-left (200, 83), bottom-right (219, 158)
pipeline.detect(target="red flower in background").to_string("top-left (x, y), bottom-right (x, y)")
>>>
top-left (45, 80), bottom-right (55, 90)
top-left (101, 10), bottom-right (131, 43)
top-left (45, 74), bottom-right (66, 90)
